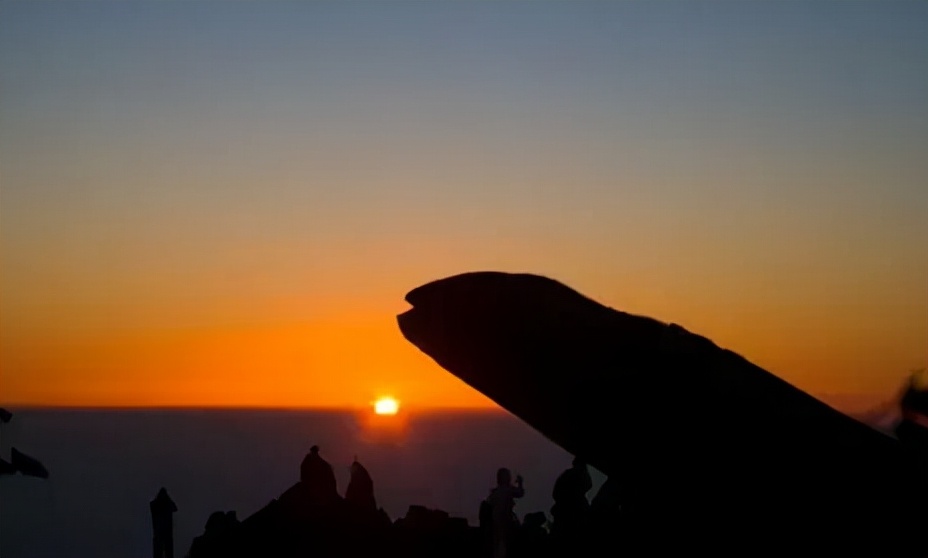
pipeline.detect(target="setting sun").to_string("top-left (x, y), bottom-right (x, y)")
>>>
top-left (374, 397), bottom-right (400, 415)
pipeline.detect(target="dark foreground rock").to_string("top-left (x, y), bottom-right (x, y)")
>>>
top-left (186, 445), bottom-right (555, 558)
top-left (187, 484), bottom-right (497, 558)
top-left (0, 411), bottom-right (50, 479)
top-left (10, 447), bottom-right (49, 479)
top-left (397, 271), bottom-right (928, 557)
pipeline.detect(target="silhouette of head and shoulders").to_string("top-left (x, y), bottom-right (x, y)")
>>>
top-left (487, 468), bottom-right (524, 522)
top-left (553, 457), bottom-right (592, 505)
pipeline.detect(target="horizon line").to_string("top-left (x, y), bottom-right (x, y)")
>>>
top-left (0, 403), bottom-right (507, 413)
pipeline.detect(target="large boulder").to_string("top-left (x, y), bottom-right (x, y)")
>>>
top-left (397, 271), bottom-right (928, 556)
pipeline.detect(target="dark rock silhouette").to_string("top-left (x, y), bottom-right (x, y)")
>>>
top-left (300, 445), bottom-right (339, 505)
top-left (397, 271), bottom-right (928, 556)
top-left (189, 493), bottom-right (458, 558)
top-left (899, 369), bottom-right (928, 428)
top-left (897, 418), bottom-right (928, 451)
top-left (10, 447), bottom-right (49, 479)
top-left (151, 487), bottom-right (178, 558)
top-left (394, 505), bottom-right (477, 558)
top-left (0, 411), bottom-right (51, 480)
top-left (186, 444), bottom-right (495, 558)
top-left (897, 373), bottom-right (928, 444)
top-left (345, 456), bottom-right (377, 512)
top-left (187, 510), bottom-right (239, 558)
top-left (896, 370), bottom-right (928, 506)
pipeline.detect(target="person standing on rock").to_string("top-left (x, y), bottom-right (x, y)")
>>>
top-left (150, 487), bottom-right (178, 558)
top-left (486, 467), bottom-right (524, 558)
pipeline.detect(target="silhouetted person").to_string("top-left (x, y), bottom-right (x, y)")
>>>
top-left (150, 487), bottom-right (177, 558)
top-left (551, 457), bottom-right (591, 542)
top-left (551, 458), bottom-right (592, 556)
top-left (345, 456), bottom-right (377, 512)
top-left (0, 407), bottom-right (11, 423)
top-left (300, 445), bottom-right (338, 504)
top-left (486, 467), bottom-right (524, 558)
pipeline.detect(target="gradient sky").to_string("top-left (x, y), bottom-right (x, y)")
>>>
top-left (2, 1), bottom-right (926, 411)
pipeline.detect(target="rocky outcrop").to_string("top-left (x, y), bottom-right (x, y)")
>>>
top-left (345, 458), bottom-right (377, 513)
top-left (187, 484), bottom-right (490, 558)
top-left (186, 448), bottom-right (521, 558)
top-left (0, 410), bottom-right (50, 479)
top-left (397, 271), bottom-right (928, 556)
top-left (10, 447), bottom-right (49, 479)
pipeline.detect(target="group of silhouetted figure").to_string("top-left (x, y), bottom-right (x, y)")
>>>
top-left (164, 443), bottom-right (615, 558)
top-left (478, 457), bottom-right (604, 558)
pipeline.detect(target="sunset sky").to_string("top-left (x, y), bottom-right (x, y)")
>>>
top-left (2, 2), bottom-right (926, 412)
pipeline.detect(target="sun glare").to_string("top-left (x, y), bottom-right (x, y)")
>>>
top-left (374, 397), bottom-right (400, 415)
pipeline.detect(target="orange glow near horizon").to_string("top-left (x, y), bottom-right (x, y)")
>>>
top-left (0, 308), bottom-right (500, 410)
top-left (1, 285), bottom-right (923, 415)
